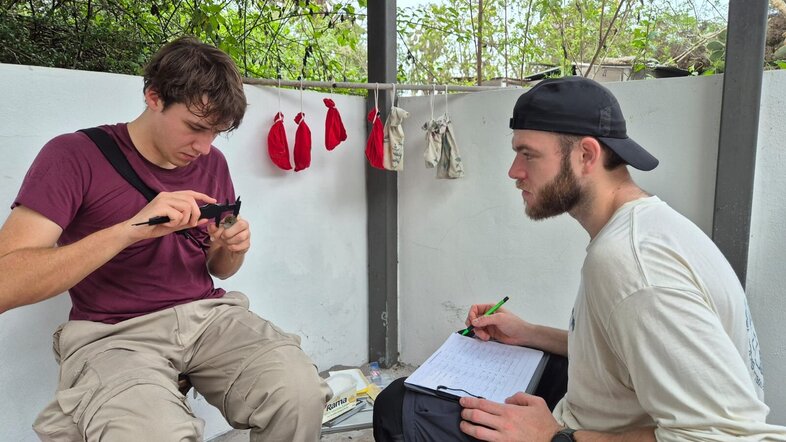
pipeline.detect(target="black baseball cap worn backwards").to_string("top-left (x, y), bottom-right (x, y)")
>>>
top-left (509, 76), bottom-right (658, 171)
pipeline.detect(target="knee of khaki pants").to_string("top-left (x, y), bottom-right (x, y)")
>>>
top-left (33, 379), bottom-right (203, 442)
top-left (41, 348), bottom-right (202, 441)
top-left (224, 344), bottom-right (331, 439)
top-left (33, 399), bottom-right (81, 442)
top-left (85, 383), bottom-right (204, 442)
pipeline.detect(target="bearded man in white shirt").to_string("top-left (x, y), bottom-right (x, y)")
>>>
top-left (373, 76), bottom-right (786, 442)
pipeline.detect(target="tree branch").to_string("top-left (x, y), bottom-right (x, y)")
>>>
top-left (584, 0), bottom-right (630, 77)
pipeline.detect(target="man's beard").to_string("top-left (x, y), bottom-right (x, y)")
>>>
top-left (525, 153), bottom-right (583, 220)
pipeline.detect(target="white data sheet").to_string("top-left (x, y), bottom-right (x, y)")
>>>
top-left (404, 333), bottom-right (545, 403)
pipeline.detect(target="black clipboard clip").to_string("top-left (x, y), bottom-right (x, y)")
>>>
top-left (435, 385), bottom-right (485, 402)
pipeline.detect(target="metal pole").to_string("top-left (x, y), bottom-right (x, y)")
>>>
top-left (367, 0), bottom-right (399, 368)
top-left (712, 0), bottom-right (768, 286)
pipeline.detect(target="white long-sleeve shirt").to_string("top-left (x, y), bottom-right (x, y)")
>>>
top-left (553, 196), bottom-right (786, 441)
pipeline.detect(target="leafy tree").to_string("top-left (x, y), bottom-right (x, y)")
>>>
top-left (4, 0), bottom-right (776, 87)
top-left (0, 0), bottom-right (368, 82)
top-left (628, 2), bottom-right (728, 75)
top-left (395, 0), bottom-right (730, 84)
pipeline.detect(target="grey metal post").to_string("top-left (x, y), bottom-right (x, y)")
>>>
top-left (367, 1), bottom-right (398, 367)
top-left (712, 0), bottom-right (768, 287)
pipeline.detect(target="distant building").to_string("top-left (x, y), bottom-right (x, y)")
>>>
top-left (459, 58), bottom-right (691, 88)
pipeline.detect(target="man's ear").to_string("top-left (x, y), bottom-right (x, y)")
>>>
top-left (143, 88), bottom-right (164, 111)
top-left (577, 136), bottom-right (602, 174)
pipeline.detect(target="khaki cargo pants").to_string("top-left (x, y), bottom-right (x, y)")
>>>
top-left (32, 292), bottom-right (332, 441)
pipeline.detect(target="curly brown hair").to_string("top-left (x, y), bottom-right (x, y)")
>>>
top-left (143, 36), bottom-right (247, 132)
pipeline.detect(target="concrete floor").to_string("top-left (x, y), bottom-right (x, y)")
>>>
top-left (211, 428), bottom-right (374, 441)
top-left (209, 363), bottom-right (414, 442)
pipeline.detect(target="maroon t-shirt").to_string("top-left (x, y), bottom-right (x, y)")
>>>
top-left (13, 124), bottom-right (234, 323)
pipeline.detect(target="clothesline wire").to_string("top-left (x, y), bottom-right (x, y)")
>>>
top-left (373, 84), bottom-right (379, 122)
top-left (299, 77), bottom-right (304, 115)
top-left (243, 77), bottom-right (517, 93)
top-left (277, 78), bottom-right (282, 110)
top-left (445, 84), bottom-right (449, 114)
top-left (429, 85), bottom-right (435, 121)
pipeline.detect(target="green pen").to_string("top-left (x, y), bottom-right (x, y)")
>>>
top-left (459, 296), bottom-right (510, 336)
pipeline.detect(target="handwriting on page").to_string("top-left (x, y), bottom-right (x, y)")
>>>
top-left (405, 333), bottom-right (544, 403)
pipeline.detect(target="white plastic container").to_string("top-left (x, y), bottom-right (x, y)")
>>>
top-left (322, 372), bottom-right (358, 423)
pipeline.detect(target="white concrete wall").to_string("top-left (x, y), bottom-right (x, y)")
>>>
top-left (0, 63), bottom-right (369, 440)
top-left (2, 62), bottom-right (784, 439)
top-left (398, 74), bottom-right (785, 425)
top-left (748, 70), bottom-right (786, 424)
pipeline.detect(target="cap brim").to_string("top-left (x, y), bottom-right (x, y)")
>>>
top-left (597, 136), bottom-right (659, 171)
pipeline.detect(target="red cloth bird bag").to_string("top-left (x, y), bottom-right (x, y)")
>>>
top-left (294, 112), bottom-right (312, 172)
top-left (365, 107), bottom-right (385, 169)
top-left (267, 112), bottom-right (292, 170)
top-left (324, 98), bottom-right (347, 151)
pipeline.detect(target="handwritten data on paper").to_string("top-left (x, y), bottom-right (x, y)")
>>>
top-left (405, 333), bottom-right (544, 403)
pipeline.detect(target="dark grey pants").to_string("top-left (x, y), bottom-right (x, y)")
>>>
top-left (372, 354), bottom-right (568, 442)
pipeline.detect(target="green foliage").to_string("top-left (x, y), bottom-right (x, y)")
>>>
top-left (0, 0), bottom-right (739, 87)
top-left (627, 4), bottom-right (726, 75)
top-left (396, 0), bottom-right (729, 84)
top-left (0, 3), bottom-right (150, 73)
top-left (0, 0), bottom-right (368, 84)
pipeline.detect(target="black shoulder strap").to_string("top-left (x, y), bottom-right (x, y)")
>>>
top-left (78, 127), bottom-right (202, 245)
top-left (79, 127), bottom-right (158, 202)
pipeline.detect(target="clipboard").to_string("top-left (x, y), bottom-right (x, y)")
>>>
top-left (403, 333), bottom-right (548, 403)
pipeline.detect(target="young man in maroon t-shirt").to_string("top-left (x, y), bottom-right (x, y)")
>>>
top-left (0, 37), bottom-right (330, 441)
